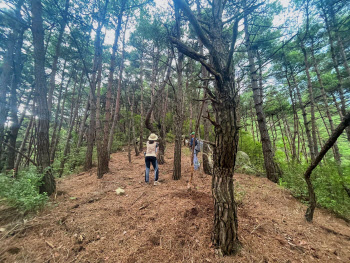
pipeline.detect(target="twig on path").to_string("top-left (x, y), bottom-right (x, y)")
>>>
top-left (131, 192), bottom-right (145, 206)
top-left (45, 240), bottom-right (55, 249)
top-left (139, 203), bottom-right (150, 210)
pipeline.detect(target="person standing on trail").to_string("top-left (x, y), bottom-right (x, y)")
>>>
top-left (145, 133), bottom-right (160, 185)
top-left (190, 132), bottom-right (200, 170)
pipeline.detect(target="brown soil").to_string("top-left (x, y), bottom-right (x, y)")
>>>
top-left (1, 145), bottom-right (350, 262)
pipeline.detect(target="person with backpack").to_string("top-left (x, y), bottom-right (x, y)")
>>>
top-left (144, 133), bottom-right (160, 185)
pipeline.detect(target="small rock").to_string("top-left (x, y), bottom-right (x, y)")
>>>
top-left (115, 188), bottom-right (125, 195)
top-left (0, 227), bottom-right (6, 232)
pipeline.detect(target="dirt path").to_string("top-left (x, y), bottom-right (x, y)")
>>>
top-left (1, 145), bottom-right (350, 262)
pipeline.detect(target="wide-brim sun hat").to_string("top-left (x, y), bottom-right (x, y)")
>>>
top-left (148, 133), bottom-right (158, 140)
top-left (191, 132), bottom-right (195, 135)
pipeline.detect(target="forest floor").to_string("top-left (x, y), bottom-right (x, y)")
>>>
top-left (1, 145), bottom-right (350, 263)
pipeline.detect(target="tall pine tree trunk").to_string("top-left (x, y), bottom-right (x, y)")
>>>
top-left (47, 0), bottom-right (69, 112)
top-left (244, 13), bottom-right (278, 183)
top-left (139, 53), bottom-right (145, 152)
top-left (172, 3), bottom-right (184, 180)
top-left (300, 40), bottom-right (319, 157)
top-left (31, 0), bottom-right (55, 195)
top-left (7, 11), bottom-right (25, 170)
top-left (84, 0), bottom-right (108, 171)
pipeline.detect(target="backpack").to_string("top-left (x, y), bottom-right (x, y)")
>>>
top-left (194, 139), bottom-right (201, 152)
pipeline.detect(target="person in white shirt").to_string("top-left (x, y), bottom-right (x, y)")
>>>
top-left (145, 133), bottom-right (160, 185)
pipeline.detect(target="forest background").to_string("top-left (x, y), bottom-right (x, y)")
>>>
top-left (0, 0), bottom-right (349, 255)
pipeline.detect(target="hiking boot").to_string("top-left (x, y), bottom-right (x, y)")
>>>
top-left (154, 181), bottom-right (160, 186)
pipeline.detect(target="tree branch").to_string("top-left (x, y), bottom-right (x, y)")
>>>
top-left (225, 18), bottom-right (240, 74)
top-left (173, 0), bottom-right (213, 51)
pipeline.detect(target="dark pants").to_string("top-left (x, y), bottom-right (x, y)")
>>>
top-left (145, 156), bottom-right (159, 182)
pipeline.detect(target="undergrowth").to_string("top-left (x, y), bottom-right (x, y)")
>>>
top-left (278, 161), bottom-right (350, 219)
top-left (0, 168), bottom-right (48, 212)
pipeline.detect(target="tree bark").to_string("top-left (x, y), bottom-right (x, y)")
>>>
top-left (172, 0), bottom-right (242, 254)
top-left (31, 0), bottom-right (55, 195)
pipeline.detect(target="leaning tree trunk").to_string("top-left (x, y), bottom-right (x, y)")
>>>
top-left (304, 111), bottom-right (350, 222)
top-left (311, 42), bottom-right (341, 164)
top-left (31, 0), bottom-right (55, 195)
top-left (244, 14), bottom-right (278, 183)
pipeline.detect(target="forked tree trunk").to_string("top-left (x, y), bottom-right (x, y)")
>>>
top-left (31, 0), bottom-right (55, 195)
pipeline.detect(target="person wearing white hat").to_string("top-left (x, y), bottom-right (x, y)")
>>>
top-left (145, 133), bottom-right (160, 185)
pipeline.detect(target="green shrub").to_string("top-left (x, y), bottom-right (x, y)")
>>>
top-left (279, 161), bottom-right (350, 219)
top-left (238, 130), bottom-right (264, 173)
top-left (166, 132), bottom-right (175, 143)
top-left (0, 168), bottom-right (48, 212)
